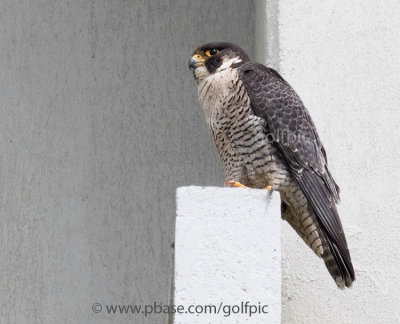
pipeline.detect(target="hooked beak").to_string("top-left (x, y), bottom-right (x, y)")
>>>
top-left (188, 55), bottom-right (203, 71)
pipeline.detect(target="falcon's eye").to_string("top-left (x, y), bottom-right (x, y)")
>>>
top-left (205, 49), bottom-right (219, 57)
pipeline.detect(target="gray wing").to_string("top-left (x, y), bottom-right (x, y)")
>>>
top-left (239, 62), bottom-right (355, 285)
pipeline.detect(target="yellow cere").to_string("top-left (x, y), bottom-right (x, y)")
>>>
top-left (193, 54), bottom-right (205, 62)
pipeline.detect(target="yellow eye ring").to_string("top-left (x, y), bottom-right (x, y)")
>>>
top-left (205, 49), bottom-right (219, 57)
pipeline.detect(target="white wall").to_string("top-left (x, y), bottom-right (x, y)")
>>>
top-left (175, 187), bottom-right (281, 324)
top-left (258, 1), bottom-right (400, 323)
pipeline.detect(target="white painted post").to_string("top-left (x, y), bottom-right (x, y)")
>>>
top-left (173, 186), bottom-right (281, 324)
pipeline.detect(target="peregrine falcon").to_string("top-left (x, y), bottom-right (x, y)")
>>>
top-left (188, 42), bottom-right (355, 288)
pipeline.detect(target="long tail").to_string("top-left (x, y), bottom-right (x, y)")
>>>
top-left (295, 169), bottom-right (355, 289)
top-left (322, 237), bottom-right (355, 289)
top-left (282, 202), bottom-right (355, 288)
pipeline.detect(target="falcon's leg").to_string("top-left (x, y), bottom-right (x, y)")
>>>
top-left (225, 180), bottom-right (248, 188)
top-left (225, 181), bottom-right (274, 200)
top-left (265, 185), bottom-right (273, 198)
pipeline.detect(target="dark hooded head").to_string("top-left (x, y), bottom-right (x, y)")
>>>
top-left (188, 42), bottom-right (250, 82)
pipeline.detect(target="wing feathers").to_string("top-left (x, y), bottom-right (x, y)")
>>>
top-left (239, 62), bottom-right (354, 286)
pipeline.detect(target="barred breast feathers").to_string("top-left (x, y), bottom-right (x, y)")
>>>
top-left (197, 67), bottom-right (241, 129)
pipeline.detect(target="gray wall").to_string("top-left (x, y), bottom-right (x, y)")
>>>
top-left (0, 1), bottom-right (254, 323)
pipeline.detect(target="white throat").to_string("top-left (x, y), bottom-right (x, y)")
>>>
top-left (197, 67), bottom-right (240, 128)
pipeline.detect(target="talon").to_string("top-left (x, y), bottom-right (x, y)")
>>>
top-left (225, 180), bottom-right (248, 188)
top-left (266, 185), bottom-right (272, 191)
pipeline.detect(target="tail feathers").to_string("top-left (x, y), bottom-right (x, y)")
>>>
top-left (322, 239), bottom-right (355, 289)
top-left (281, 202), bottom-right (355, 288)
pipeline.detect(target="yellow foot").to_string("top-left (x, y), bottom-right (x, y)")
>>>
top-left (225, 180), bottom-right (248, 188)
top-left (265, 185), bottom-right (272, 191)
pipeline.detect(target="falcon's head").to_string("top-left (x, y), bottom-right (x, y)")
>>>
top-left (188, 42), bottom-right (250, 83)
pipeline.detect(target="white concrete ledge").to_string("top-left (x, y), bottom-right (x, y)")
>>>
top-left (173, 186), bottom-right (281, 324)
